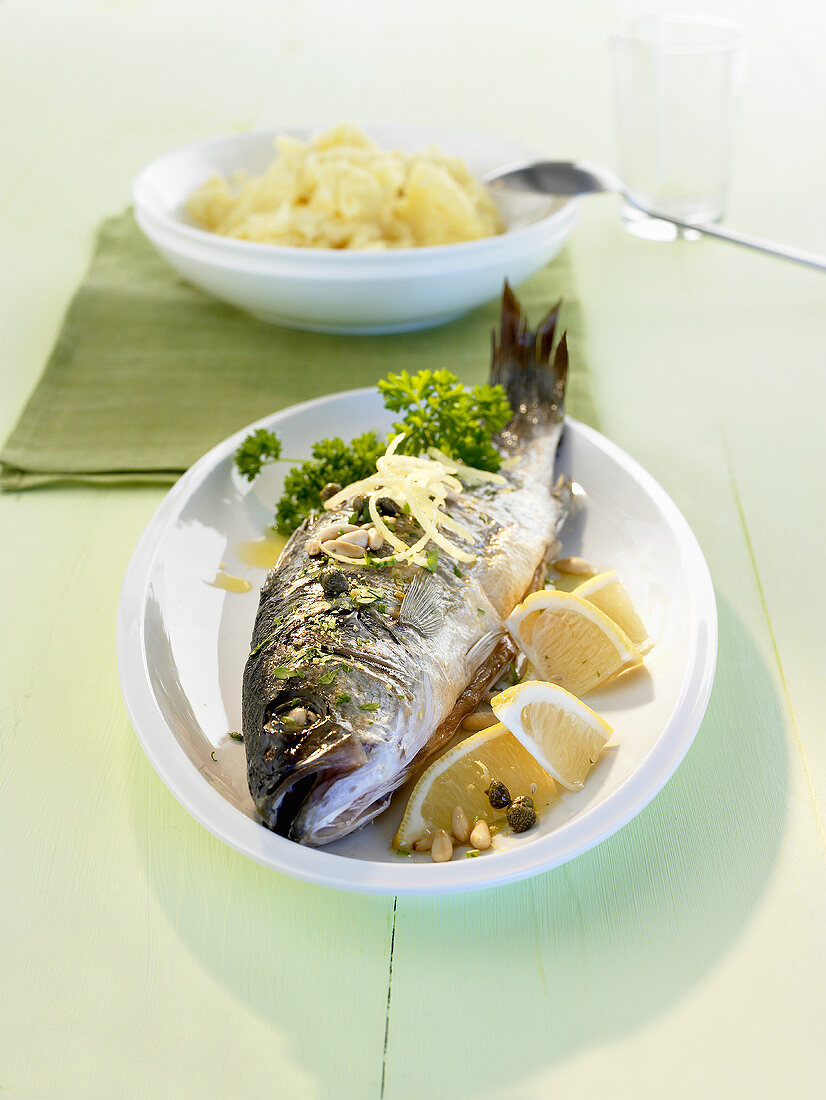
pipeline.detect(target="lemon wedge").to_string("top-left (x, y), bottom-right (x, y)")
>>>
top-left (572, 570), bottom-right (652, 653)
top-left (505, 589), bottom-right (641, 696)
top-left (392, 722), bottom-right (557, 850)
top-left (491, 680), bottom-right (613, 791)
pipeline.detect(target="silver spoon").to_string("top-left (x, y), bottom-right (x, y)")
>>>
top-left (485, 159), bottom-right (826, 272)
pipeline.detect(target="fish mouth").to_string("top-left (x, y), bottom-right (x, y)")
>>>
top-left (249, 705), bottom-right (368, 841)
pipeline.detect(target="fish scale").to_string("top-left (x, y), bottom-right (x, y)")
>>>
top-left (242, 285), bottom-right (570, 845)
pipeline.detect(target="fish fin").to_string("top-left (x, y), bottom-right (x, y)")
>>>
top-left (491, 282), bottom-right (567, 434)
top-left (551, 476), bottom-right (575, 531)
top-left (398, 571), bottom-right (442, 637)
top-left (465, 629), bottom-right (505, 671)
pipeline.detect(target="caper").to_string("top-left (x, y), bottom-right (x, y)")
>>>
top-left (322, 571), bottom-right (349, 598)
top-left (485, 780), bottom-right (511, 809)
top-left (510, 794), bottom-right (534, 811)
top-left (376, 497), bottom-right (401, 517)
top-left (319, 482), bottom-right (342, 502)
top-left (506, 800), bottom-right (537, 833)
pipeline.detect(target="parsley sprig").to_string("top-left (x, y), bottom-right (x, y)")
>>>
top-left (379, 370), bottom-right (512, 473)
top-left (233, 370), bottom-right (512, 534)
top-left (234, 429), bottom-right (283, 482)
top-left (275, 431), bottom-right (386, 534)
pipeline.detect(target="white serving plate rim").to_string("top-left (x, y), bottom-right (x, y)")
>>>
top-left (117, 388), bottom-right (717, 896)
top-left (132, 123), bottom-right (580, 266)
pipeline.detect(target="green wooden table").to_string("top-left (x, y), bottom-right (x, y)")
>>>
top-left (2, 2), bottom-right (825, 1096)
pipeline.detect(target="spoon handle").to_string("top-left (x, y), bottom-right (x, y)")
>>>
top-left (630, 199), bottom-right (826, 272)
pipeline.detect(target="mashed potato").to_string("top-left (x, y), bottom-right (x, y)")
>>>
top-left (185, 123), bottom-right (505, 250)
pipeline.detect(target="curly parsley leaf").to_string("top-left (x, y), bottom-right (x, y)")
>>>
top-left (234, 429), bottom-right (283, 482)
top-left (275, 431), bottom-right (385, 535)
top-left (378, 369), bottom-right (512, 472)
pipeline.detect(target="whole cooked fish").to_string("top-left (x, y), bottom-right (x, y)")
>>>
top-left (242, 286), bottom-right (570, 845)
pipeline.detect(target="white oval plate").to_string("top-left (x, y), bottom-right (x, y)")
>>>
top-left (117, 390), bottom-right (717, 895)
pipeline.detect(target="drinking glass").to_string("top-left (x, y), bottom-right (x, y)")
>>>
top-left (610, 14), bottom-right (745, 240)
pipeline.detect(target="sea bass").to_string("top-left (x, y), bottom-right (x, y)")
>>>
top-left (242, 286), bottom-right (570, 845)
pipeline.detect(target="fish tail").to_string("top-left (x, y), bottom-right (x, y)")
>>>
top-left (491, 281), bottom-right (568, 432)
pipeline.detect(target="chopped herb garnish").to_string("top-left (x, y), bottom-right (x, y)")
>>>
top-left (506, 662), bottom-right (520, 686)
top-left (466, 849), bottom-right (481, 857)
top-left (453, 565), bottom-right (463, 578)
top-left (477, 608), bottom-right (486, 615)
top-left (336, 693), bottom-right (351, 704)
top-left (395, 848), bottom-right (411, 857)
top-left (358, 702), bottom-right (380, 711)
top-left (273, 666), bottom-right (303, 680)
top-left (317, 666), bottom-right (340, 685)
top-left (228, 731), bottom-right (244, 742)
top-left (426, 548), bottom-right (439, 572)
top-left (249, 619), bottom-right (284, 657)
top-left (365, 554), bottom-right (397, 569)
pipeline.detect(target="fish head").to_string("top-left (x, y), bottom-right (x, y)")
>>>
top-left (246, 690), bottom-right (370, 841)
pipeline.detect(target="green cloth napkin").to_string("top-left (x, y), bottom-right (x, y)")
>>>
top-left (0, 211), bottom-right (595, 490)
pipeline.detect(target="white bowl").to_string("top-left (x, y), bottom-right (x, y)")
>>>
top-left (132, 125), bottom-right (580, 334)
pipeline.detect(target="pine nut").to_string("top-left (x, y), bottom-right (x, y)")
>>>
top-left (322, 539), bottom-right (366, 559)
top-left (335, 529), bottom-right (369, 548)
top-left (367, 527), bottom-right (383, 551)
top-left (431, 830), bottom-right (453, 862)
top-left (306, 538), bottom-right (322, 557)
top-left (469, 819), bottom-right (491, 850)
top-left (412, 834), bottom-right (433, 852)
top-left (461, 711), bottom-right (499, 732)
top-left (553, 556), bottom-right (594, 575)
top-left (451, 805), bottom-right (471, 844)
top-left (316, 522), bottom-right (360, 543)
